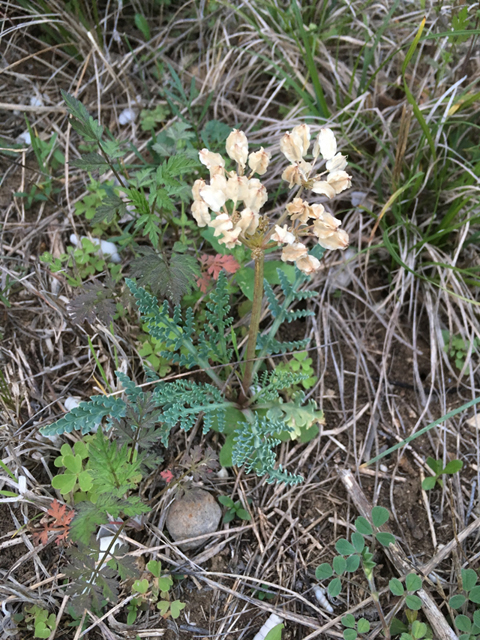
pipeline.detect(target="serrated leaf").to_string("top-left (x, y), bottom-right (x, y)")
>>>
top-left (405, 573), bottom-right (422, 592)
top-left (328, 577), bottom-right (342, 598)
top-left (71, 152), bottom-right (110, 174)
top-left (375, 532), bottom-right (396, 546)
top-left (355, 516), bottom-right (373, 535)
top-left (405, 594), bottom-right (422, 610)
top-left (93, 193), bottom-right (127, 224)
top-left (333, 556), bottom-right (347, 576)
top-left (371, 506), bottom-right (390, 527)
top-left (316, 563), bottom-right (333, 580)
top-left (335, 539), bottom-right (355, 555)
top-left (389, 578), bottom-right (405, 596)
top-left (130, 247), bottom-right (200, 304)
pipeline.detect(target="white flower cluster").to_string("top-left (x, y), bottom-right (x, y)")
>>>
top-left (191, 125), bottom-right (352, 273)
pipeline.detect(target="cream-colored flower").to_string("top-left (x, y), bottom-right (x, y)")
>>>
top-left (281, 242), bottom-right (308, 262)
top-left (286, 198), bottom-right (313, 224)
top-left (313, 128), bottom-right (337, 160)
top-left (192, 178), bottom-right (206, 201)
top-left (311, 180), bottom-right (336, 199)
top-left (280, 124), bottom-right (311, 163)
top-left (248, 148), bottom-right (270, 175)
top-left (326, 153), bottom-right (348, 172)
top-left (209, 213), bottom-right (233, 237)
top-left (199, 174), bottom-right (227, 211)
top-left (218, 226), bottom-right (242, 249)
top-left (224, 175), bottom-right (248, 203)
top-left (271, 224), bottom-right (295, 244)
top-left (237, 208), bottom-right (260, 236)
top-left (191, 200), bottom-right (211, 227)
top-left (244, 179), bottom-right (268, 213)
top-left (282, 164), bottom-right (303, 188)
top-left (326, 170), bottom-right (352, 195)
top-left (296, 254), bottom-right (321, 274)
top-left (226, 129), bottom-right (249, 168)
top-left (199, 149), bottom-right (225, 171)
top-left (309, 203), bottom-right (325, 219)
top-left (317, 229), bottom-right (349, 250)
top-left (313, 212), bottom-right (341, 239)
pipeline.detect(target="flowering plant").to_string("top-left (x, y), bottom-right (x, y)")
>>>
top-left (191, 124), bottom-right (352, 395)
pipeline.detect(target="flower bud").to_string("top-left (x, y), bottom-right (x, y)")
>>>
top-left (282, 164), bottom-right (303, 188)
top-left (309, 203), bottom-right (325, 219)
top-left (237, 208), bottom-right (260, 236)
top-left (191, 200), bottom-right (211, 227)
top-left (192, 179), bottom-right (206, 201)
top-left (199, 149), bottom-right (225, 170)
top-left (317, 229), bottom-right (349, 250)
top-left (226, 129), bottom-right (249, 168)
top-left (248, 148), bottom-right (270, 175)
top-left (296, 254), bottom-right (321, 274)
top-left (225, 175), bottom-right (249, 203)
top-left (280, 124), bottom-right (310, 164)
top-left (281, 242), bottom-right (308, 262)
top-left (311, 180), bottom-right (336, 199)
top-left (326, 153), bottom-right (348, 172)
top-left (271, 224), bottom-right (295, 244)
top-left (313, 128), bottom-right (337, 160)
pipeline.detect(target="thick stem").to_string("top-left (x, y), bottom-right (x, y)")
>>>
top-left (241, 249), bottom-right (264, 401)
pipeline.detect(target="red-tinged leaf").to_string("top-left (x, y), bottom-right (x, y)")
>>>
top-left (160, 469), bottom-right (174, 483)
top-left (32, 529), bottom-right (49, 546)
top-left (196, 273), bottom-right (211, 293)
top-left (48, 499), bottom-right (74, 527)
top-left (205, 254), bottom-right (240, 279)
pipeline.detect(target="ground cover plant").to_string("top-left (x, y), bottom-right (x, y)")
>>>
top-left (1, 1), bottom-right (480, 639)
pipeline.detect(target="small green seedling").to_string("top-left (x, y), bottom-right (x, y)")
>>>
top-left (442, 330), bottom-right (480, 374)
top-left (252, 584), bottom-right (276, 601)
top-left (52, 441), bottom-right (93, 499)
top-left (23, 605), bottom-right (57, 639)
top-left (422, 457), bottom-right (463, 490)
top-left (389, 573), bottom-right (424, 611)
top-left (218, 495), bottom-right (252, 523)
top-left (341, 614), bottom-right (371, 640)
top-left (448, 568), bottom-right (480, 639)
top-left (315, 507), bottom-right (395, 597)
top-left (276, 351), bottom-right (317, 391)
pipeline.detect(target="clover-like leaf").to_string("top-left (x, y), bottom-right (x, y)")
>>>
top-left (328, 578), bottom-right (342, 598)
top-left (462, 568), bottom-right (478, 591)
top-left (351, 532), bottom-right (365, 553)
top-left (52, 473), bottom-right (77, 494)
top-left (354, 516), bottom-right (373, 536)
top-left (469, 586), bottom-right (480, 604)
top-left (449, 595), bottom-right (466, 609)
top-left (316, 563), bottom-right (333, 580)
top-left (389, 578), bottom-right (405, 597)
top-left (343, 629), bottom-right (357, 640)
top-left (375, 532), bottom-right (396, 547)
top-left (147, 560), bottom-right (161, 577)
top-left (333, 556), bottom-right (347, 576)
top-left (335, 539), bottom-right (355, 555)
top-left (405, 573), bottom-right (422, 592)
top-left (170, 600), bottom-right (186, 619)
top-left (345, 555), bottom-right (360, 573)
top-left (455, 615), bottom-right (472, 633)
top-left (342, 614), bottom-right (356, 628)
top-left (157, 600), bottom-right (170, 616)
top-left (158, 576), bottom-right (173, 592)
top-left (371, 506), bottom-right (389, 527)
top-left (78, 470), bottom-right (93, 492)
top-left (357, 619), bottom-right (370, 633)
top-left (405, 594), bottom-right (422, 610)
top-left (63, 454), bottom-right (82, 474)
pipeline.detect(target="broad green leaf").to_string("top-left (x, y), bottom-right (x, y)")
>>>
top-left (157, 600), bottom-right (169, 615)
top-left (375, 532), bottom-right (396, 547)
top-left (264, 623), bottom-right (284, 640)
top-left (449, 595), bottom-right (466, 609)
top-left (219, 433), bottom-right (235, 468)
top-left (421, 477), bottom-right (437, 491)
top-left (170, 600), bottom-right (186, 619)
top-left (63, 454), bottom-right (82, 474)
top-left (406, 573), bottom-right (422, 592)
top-left (444, 459), bottom-right (463, 474)
top-left (73, 441), bottom-right (89, 459)
top-left (455, 615), bottom-right (472, 633)
top-left (133, 579), bottom-right (149, 594)
top-left (78, 470), bottom-right (93, 492)
top-left (147, 560), bottom-right (161, 577)
top-left (411, 620), bottom-right (427, 638)
top-left (357, 619), bottom-right (370, 633)
top-left (134, 13), bottom-right (151, 40)
top-left (354, 516), bottom-right (373, 536)
top-left (335, 538), bottom-right (355, 555)
top-left (315, 563), bottom-right (333, 580)
top-left (351, 532), bottom-right (365, 553)
top-left (343, 630), bottom-right (357, 640)
top-left (405, 594), bottom-right (422, 610)
top-left (333, 556), bottom-right (347, 576)
top-left (52, 473), bottom-right (76, 494)
top-left (426, 457), bottom-right (442, 474)
top-left (473, 609), bottom-right (480, 627)
top-left (342, 614), bottom-right (356, 628)
top-left (390, 618), bottom-right (408, 635)
top-left (468, 586), bottom-right (480, 603)
top-left (328, 577), bottom-right (342, 598)
top-left (237, 508), bottom-right (251, 521)
top-left (263, 261), bottom-right (295, 285)
top-left (34, 622), bottom-right (51, 638)
top-left (235, 266), bottom-right (255, 301)
top-left (217, 495), bottom-right (234, 508)
top-left (158, 576), bottom-right (173, 591)
top-left (389, 578), bottom-right (405, 596)
top-left (345, 555), bottom-right (360, 572)
top-left (371, 506), bottom-right (390, 527)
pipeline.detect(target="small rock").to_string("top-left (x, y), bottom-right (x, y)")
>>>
top-left (165, 488), bottom-right (222, 550)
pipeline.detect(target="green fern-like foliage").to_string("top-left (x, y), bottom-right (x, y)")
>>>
top-left (40, 395), bottom-right (126, 436)
top-left (252, 369), bottom-right (309, 402)
top-left (232, 415), bottom-right (303, 485)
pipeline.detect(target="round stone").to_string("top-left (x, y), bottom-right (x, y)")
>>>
top-left (165, 488), bottom-right (222, 550)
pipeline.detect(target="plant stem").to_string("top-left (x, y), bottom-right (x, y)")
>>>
top-left (241, 249), bottom-right (264, 401)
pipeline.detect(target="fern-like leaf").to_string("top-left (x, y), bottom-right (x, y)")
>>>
top-left (256, 335), bottom-right (309, 355)
top-left (40, 396), bottom-right (126, 436)
top-left (198, 271), bottom-right (233, 364)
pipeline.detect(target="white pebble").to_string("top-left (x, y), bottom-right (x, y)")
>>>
top-left (380, 464), bottom-right (388, 473)
top-left (217, 467), bottom-right (229, 479)
top-left (118, 108), bottom-right (136, 125)
top-left (253, 614), bottom-right (284, 640)
top-left (17, 131), bottom-right (31, 145)
top-left (69, 234), bottom-right (121, 263)
top-left (64, 397), bottom-right (81, 412)
top-left (29, 95), bottom-right (44, 107)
